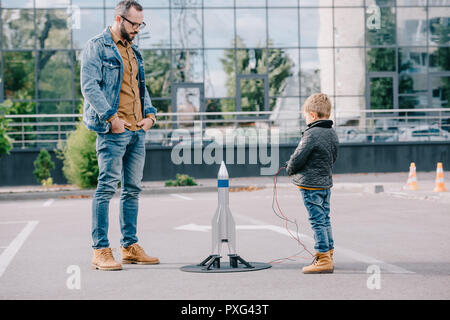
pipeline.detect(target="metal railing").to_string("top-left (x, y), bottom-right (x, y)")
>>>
top-left (3, 108), bottom-right (450, 149)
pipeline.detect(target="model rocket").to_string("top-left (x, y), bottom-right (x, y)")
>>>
top-left (211, 161), bottom-right (236, 255)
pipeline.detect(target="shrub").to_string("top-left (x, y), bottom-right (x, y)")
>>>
top-left (33, 149), bottom-right (55, 186)
top-left (0, 101), bottom-right (13, 158)
top-left (165, 174), bottom-right (197, 187)
top-left (56, 122), bottom-right (98, 189)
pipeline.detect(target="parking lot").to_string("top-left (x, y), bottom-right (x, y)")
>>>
top-left (0, 176), bottom-right (449, 300)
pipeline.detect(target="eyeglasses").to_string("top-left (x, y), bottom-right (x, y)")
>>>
top-left (120, 15), bottom-right (146, 30)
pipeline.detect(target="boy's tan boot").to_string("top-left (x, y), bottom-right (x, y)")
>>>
top-left (302, 251), bottom-right (334, 274)
top-left (121, 243), bottom-right (160, 265)
top-left (92, 248), bottom-right (122, 271)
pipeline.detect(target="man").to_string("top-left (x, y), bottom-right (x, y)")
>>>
top-left (81, 0), bottom-right (159, 271)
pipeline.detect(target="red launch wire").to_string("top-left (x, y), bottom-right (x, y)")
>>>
top-left (268, 166), bottom-right (315, 264)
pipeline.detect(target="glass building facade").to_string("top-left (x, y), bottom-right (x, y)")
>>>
top-left (0, 0), bottom-right (449, 126)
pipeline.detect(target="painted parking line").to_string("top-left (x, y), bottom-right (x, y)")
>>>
top-left (0, 221), bottom-right (39, 278)
top-left (175, 213), bottom-right (415, 275)
top-left (42, 199), bottom-right (55, 207)
top-left (170, 194), bottom-right (193, 201)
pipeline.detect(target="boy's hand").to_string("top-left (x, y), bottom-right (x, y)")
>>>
top-left (285, 162), bottom-right (293, 176)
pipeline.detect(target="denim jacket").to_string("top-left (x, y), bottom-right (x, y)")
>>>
top-left (81, 27), bottom-right (157, 133)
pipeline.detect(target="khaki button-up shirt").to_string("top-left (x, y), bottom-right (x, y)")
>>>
top-left (107, 27), bottom-right (155, 131)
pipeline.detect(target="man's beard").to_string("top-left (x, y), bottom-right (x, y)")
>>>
top-left (119, 22), bottom-right (137, 43)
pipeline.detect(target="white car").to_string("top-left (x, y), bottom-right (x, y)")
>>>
top-left (338, 128), bottom-right (367, 143)
top-left (398, 125), bottom-right (450, 142)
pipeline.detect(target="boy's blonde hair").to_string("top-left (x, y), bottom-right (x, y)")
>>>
top-left (302, 93), bottom-right (332, 119)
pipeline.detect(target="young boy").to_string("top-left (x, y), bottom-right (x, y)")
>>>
top-left (286, 93), bottom-right (339, 274)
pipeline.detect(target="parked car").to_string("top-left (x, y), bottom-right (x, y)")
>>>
top-left (398, 125), bottom-right (450, 142)
top-left (338, 128), bottom-right (367, 143)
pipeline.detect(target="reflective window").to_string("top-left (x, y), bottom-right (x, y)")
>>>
top-left (35, 0), bottom-right (70, 8)
top-left (430, 75), bottom-right (450, 108)
top-left (138, 9), bottom-right (170, 48)
top-left (335, 48), bottom-right (365, 96)
top-left (1, 9), bottom-right (35, 49)
top-left (142, 50), bottom-right (171, 98)
top-left (203, 0), bottom-right (235, 7)
top-left (300, 48), bottom-right (334, 96)
top-left (300, 8), bottom-right (333, 47)
top-left (429, 0), bottom-right (450, 5)
top-left (172, 50), bottom-right (203, 83)
top-left (429, 47), bottom-right (450, 72)
top-left (139, 0), bottom-right (170, 7)
top-left (205, 50), bottom-right (232, 98)
top-left (204, 9), bottom-right (234, 48)
top-left (399, 95), bottom-right (427, 109)
top-left (236, 48), bottom-right (267, 74)
top-left (397, 7), bottom-right (427, 46)
top-left (365, 0), bottom-right (395, 5)
top-left (367, 48), bottom-right (396, 72)
top-left (236, 0), bottom-right (266, 7)
top-left (335, 0), bottom-right (364, 6)
top-left (300, 0), bottom-right (332, 6)
top-left (335, 97), bottom-right (365, 118)
top-left (268, 48), bottom-right (299, 97)
top-left (1, 0), bottom-right (34, 7)
top-left (3, 51), bottom-right (35, 99)
top-left (171, 0), bottom-right (202, 7)
top-left (72, 9), bottom-right (104, 49)
top-left (334, 8), bottom-right (365, 47)
top-left (236, 9), bottom-right (267, 48)
top-left (171, 9), bottom-right (202, 49)
top-left (429, 8), bottom-right (450, 46)
top-left (38, 51), bottom-right (73, 99)
top-left (268, 0), bottom-right (298, 6)
top-left (36, 9), bottom-right (71, 49)
top-left (369, 77), bottom-right (394, 110)
top-left (397, 0), bottom-right (428, 5)
top-left (366, 7), bottom-right (396, 46)
top-left (72, 1), bottom-right (104, 7)
top-left (268, 9), bottom-right (298, 47)
top-left (398, 47), bottom-right (428, 95)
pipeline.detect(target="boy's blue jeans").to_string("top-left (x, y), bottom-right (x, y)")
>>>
top-left (92, 129), bottom-right (146, 249)
top-left (300, 188), bottom-right (334, 253)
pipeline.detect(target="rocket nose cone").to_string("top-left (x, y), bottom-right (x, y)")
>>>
top-left (218, 161), bottom-right (229, 179)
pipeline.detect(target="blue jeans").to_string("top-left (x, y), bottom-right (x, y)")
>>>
top-left (300, 188), bottom-right (334, 253)
top-left (92, 129), bottom-right (146, 249)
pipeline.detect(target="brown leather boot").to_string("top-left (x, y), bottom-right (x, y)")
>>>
top-left (121, 243), bottom-right (160, 265)
top-left (92, 248), bottom-right (122, 271)
top-left (302, 251), bottom-right (334, 274)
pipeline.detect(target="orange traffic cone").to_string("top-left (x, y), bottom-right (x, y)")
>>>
top-left (433, 162), bottom-right (447, 192)
top-left (404, 162), bottom-right (419, 191)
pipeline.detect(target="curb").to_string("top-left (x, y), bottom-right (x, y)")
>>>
top-left (0, 184), bottom-right (254, 201)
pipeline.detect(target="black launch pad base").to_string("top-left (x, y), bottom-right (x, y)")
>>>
top-left (180, 254), bottom-right (272, 273)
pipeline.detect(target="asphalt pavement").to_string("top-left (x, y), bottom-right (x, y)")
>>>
top-left (0, 171), bottom-right (449, 300)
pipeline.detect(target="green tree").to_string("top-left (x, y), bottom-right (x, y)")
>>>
top-left (220, 37), bottom-right (294, 113)
top-left (366, 6), bottom-right (397, 110)
top-left (143, 50), bottom-right (171, 113)
top-left (33, 149), bottom-right (55, 186)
